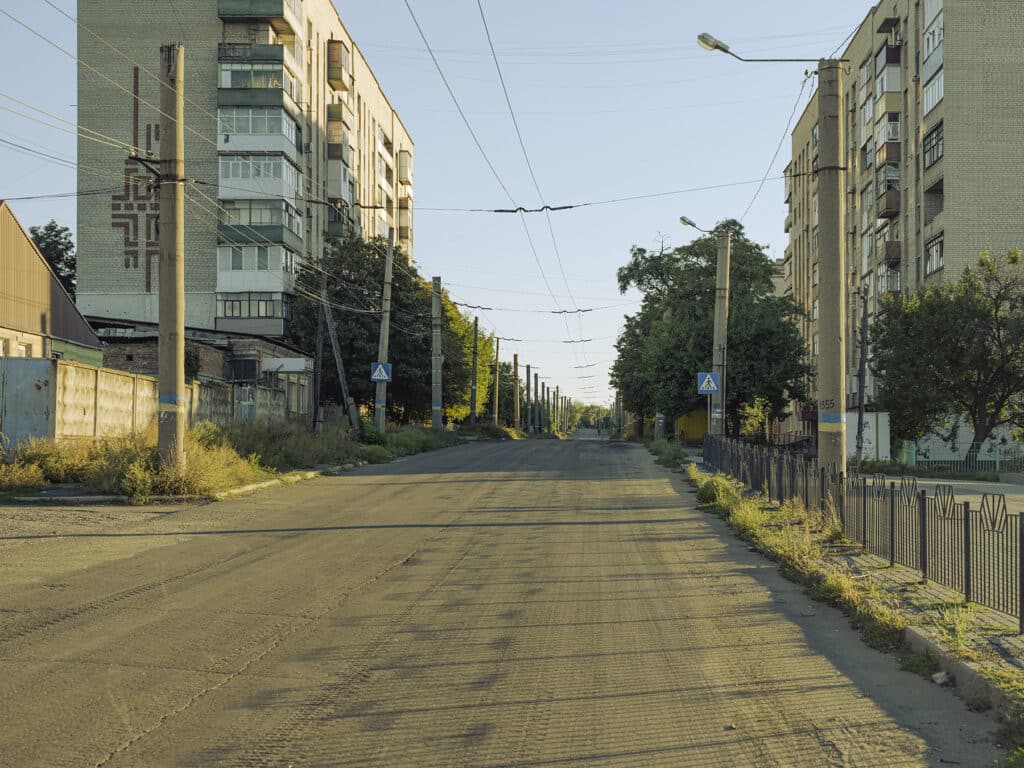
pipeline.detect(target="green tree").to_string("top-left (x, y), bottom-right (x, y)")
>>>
top-left (291, 236), bottom-right (485, 424)
top-left (613, 221), bottom-right (810, 436)
top-left (29, 219), bottom-right (76, 298)
top-left (871, 249), bottom-right (1024, 461)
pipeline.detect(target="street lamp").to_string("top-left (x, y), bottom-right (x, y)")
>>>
top-left (681, 216), bottom-right (731, 437)
top-left (698, 32), bottom-right (849, 474)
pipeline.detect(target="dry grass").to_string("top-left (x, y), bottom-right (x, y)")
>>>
top-left (11, 426), bottom-right (270, 501)
top-left (0, 461), bottom-right (46, 491)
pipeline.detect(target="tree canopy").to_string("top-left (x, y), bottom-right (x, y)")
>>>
top-left (611, 220), bottom-right (810, 436)
top-left (871, 249), bottom-right (1024, 458)
top-left (29, 220), bottom-right (76, 298)
top-left (291, 236), bottom-right (494, 423)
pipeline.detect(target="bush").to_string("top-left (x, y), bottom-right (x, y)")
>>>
top-left (359, 420), bottom-right (387, 446)
top-left (728, 499), bottom-right (771, 536)
top-left (696, 475), bottom-right (740, 506)
top-left (17, 438), bottom-right (96, 483)
top-left (649, 438), bottom-right (688, 468)
top-left (687, 463), bottom-right (707, 488)
top-left (0, 461), bottom-right (46, 491)
top-left (361, 444), bottom-right (392, 464)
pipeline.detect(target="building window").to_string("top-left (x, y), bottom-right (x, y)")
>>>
top-left (923, 123), bottom-right (944, 168)
top-left (923, 71), bottom-right (944, 115)
top-left (812, 263), bottom-right (819, 285)
top-left (219, 154), bottom-right (301, 194)
top-left (812, 299), bottom-right (819, 321)
top-left (876, 162), bottom-right (900, 198)
top-left (218, 62), bottom-right (302, 104)
top-left (811, 123), bottom-right (819, 147)
top-left (217, 244), bottom-right (293, 273)
top-left (925, 235), bottom-right (944, 274)
top-left (218, 107), bottom-right (297, 144)
top-left (221, 199), bottom-right (303, 235)
top-left (812, 334), bottom-right (819, 356)
top-left (924, 13), bottom-right (944, 59)
top-left (216, 292), bottom-right (292, 319)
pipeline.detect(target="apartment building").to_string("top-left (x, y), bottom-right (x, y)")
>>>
top-left (781, 0), bottom-right (1024, 435)
top-left (77, 0), bottom-right (413, 338)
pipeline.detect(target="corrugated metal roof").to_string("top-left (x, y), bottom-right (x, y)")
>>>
top-left (0, 201), bottom-right (101, 349)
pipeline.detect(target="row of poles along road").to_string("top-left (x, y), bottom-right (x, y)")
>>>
top-left (147, 45), bottom-right (575, 465)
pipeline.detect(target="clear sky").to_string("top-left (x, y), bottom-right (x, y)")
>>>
top-left (0, 0), bottom-right (874, 408)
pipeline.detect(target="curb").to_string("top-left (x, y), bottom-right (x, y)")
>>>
top-left (8, 463), bottom-right (371, 506)
top-left (903, 625), bottom-right (1014, 716)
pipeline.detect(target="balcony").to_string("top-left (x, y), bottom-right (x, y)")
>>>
top-left (784, 212), bottom-right (793, 234)
top-left (876, 140), bottom-right (901, 164)
top-left (326, 219), bottom-right (344, 238)
top-left (218, 42), bottom-right (284, 63)
top-left (398, 150), bottom-right (413, 185)
top-left (883, 239), bottom-right (901, 267)
top-left (218, 0), bottom-right (301, 36)
top-left (878, 188), bottom-right (900, 219)
top-left (327, 40), bottom-right (351, 92)
top-left (218, 222), bottom-right (303, 254)
top-left (326, 102), bottom-right (355, 129)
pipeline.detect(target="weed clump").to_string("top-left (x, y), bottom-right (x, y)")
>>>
top-left (0, 461), bottom-right (46, 491)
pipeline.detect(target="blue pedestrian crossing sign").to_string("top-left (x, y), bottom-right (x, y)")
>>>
top-left (697, 372), bottom-right (719, 395)
top-left (370, 362), bottom-right (392, 383)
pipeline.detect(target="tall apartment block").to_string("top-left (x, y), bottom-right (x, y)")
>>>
top-left (77, 0), bottom-right (414, 338)
top-left (780, 0), bottom-right (1024, 435)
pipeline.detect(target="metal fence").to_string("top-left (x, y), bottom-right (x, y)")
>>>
top-left (703, 435), bottom-right (1024, 632)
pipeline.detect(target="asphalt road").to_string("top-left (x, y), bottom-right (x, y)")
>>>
top-left (0, 432), bottom-right (1003, 767)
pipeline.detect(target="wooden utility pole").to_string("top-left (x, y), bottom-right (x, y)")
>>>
top-left (525, 363), bottom-right (531, 433)
top-left (373, 228), bottom-right (395, 431)
top-left (492, 338), bottom-right (500, 426)
top-left (513, 354), bottom-right (520, 429)
top-left (431, 276), bottom-right (443, 431)
top-left (469, 317), bottom-right (479, 426)
top-left (157, 44), bottom-right (186, 467)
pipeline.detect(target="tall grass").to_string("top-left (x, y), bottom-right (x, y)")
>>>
top-left (224, 420), bottom-right (360, 471)
top-left (10, 427), bottom-right (270, 500)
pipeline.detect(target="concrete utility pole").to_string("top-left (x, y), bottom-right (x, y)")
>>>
top-left (711, 230), bottom-right (731, 436)
top-left (323, 300), bottom-right (361, 435)
top-left (854, 286), bottom-right (869, 471)
top-left (469, 317), bottom-right (479, 426)
top-left (157, 44), bottom-right (186, 467)
top-left (492, 337), bottom-right (500, 427)
top-left (817, 59), bottom-right (847, 473)
top-left (431, 276), bottom-right (443, 431)
top-left (373, 227), bottom-right (395, 432)
top-left (540, 382), bottom-right (548, 434)
top-left (313, 266), bottom-right (326, 433)
top-left (555, 386), bottom-right (560, 433)
top-left (513, 354), bottom-right (520, 429)
top-left (525, 363), bottom-right (531, 432)
top-left (533, 371), bottom-right (539, 433)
